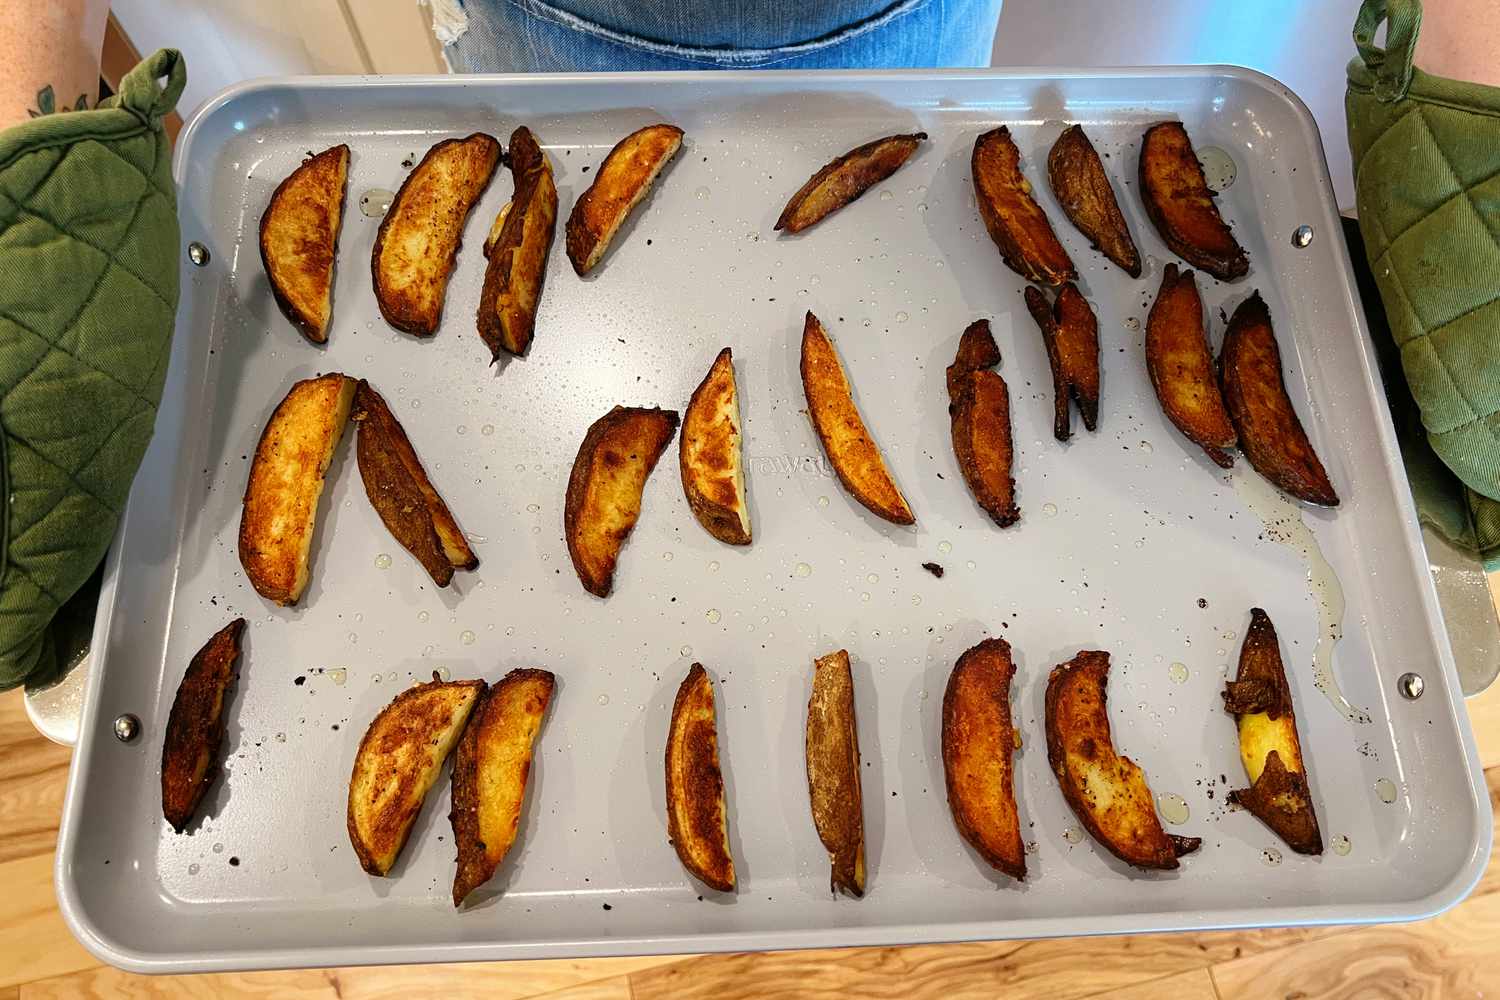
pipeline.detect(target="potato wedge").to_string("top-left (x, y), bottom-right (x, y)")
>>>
top-left (259, 144), bottom-right (349, 343)
top-left (352, 381), bottom-right (478, 587)
top-left (347, 674), bottom-right (484, 876)
top-left (1219, 293), bottom-right (1339, 506)
top-left (681, 348), bottom-right (751, 545)
top-left (1139, 122), bottom-right (1248, 282)
top-left (942, 637), bottom-right (1025, 880)
top-left (946, 320), bottom-right (1018, 527)
top-left (1025, 283), bottom-right (1100, 441)
top-left (477, 126), bottom-right (558, 359)
top-left (806, 650), bottom-right (866, 897)
top-left (373, 133), bottom-right (501, 336)
top-left (450, 668), bottom-right (556, 905)
top-left (775, 132), bottom-right (926, 234)
top-left (161, 618), bottom-right (247, 833)
top-left (972, 126), bottom-right (1076, 286)
top-left (1045, 651), bottom-right (1201, 870)
top-left (238, 372), bottom-right (357, 605)
top-left (801, 312), bottom-right (914, 525)
top-left (1047, 125), bottom-right (1140, 278)
top-left (565, 405), bottom-right (679, 597)
top-left (1145, 264), bottom-right (1237, 468)
top-left (566, 123), bottom-right (683, 275)
top-left (666, 663), bottom-right (736, 892)
top-left (1223, 608), bottom-right (1323, 855)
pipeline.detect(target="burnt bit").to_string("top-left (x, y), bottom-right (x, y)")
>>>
top-left (921, 562), bottom-right (945, 578)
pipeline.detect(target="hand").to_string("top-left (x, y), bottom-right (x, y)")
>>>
top-left (1414, 0), bottom-right (1500, 88)
top-left (0, 0), bottom-right (111, 130)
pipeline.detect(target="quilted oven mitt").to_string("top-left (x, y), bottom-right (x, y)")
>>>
top-left (0, 50), bottom-right (184, 690)
top-left (1347, 0), bottom-right (1500, 566)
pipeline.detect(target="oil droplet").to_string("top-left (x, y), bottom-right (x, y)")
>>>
top-left (706, 609), bottom-right (722, 624)
top-left (680, 645), bottom-right (693, 657)
top-left (1331, 834), bottom-right (1352, 855)
top-left (966, 560), bottom-right (976, 570)
top-left (1375, 777), bottom-right (1398, 803)
top-left (1063, 826), bottom-right (1084, 844)
top-left (373, 673), bottom-right (383, 684)
top-left (275, 732), bottom-right (287, 742)
top-left (861, 592), bottom-right (871, 602)
top-left (358, 187), bottom-right (395, 217)
top-left (867, 573), bottom-right (879, 584)
top-left (662, 551), bottom-right (674, 562)
top-left (347, 632), bottom-right (358, 644)
top-left (1262, 847), bottom-right (1283, 866)
top-left (1138, 440), bottom-right (1154, 453)
top-left (879, 189), bottom-right (894, 201)
top-left (1156, 791), bottom-right (1190, 824)
top-left (794, 562), bottom-right (812, 577)
top-left (1124, 317), bottom-right (1141, 331)
top-left (375, 553), bottom-right (393, 569)
top-left (213, 842), bottom-right (224, 854)
top-left (188, 863), bottom-right (200, 875)
top-left (459, 630), bottom-right (476, 646)
top-left (1197, 146), bottom-right (1238, 192)
top-left (694, 186), bottom-right (711, 200)
top-left (1041, 503), bottom-right (1058, 517)
top-left (526, 503), bottom-right (541, 513)
top-left (597, 694), bottom-right (610, 706)
top-left (895, 310), bottom-right (910, 323)
top-left (417, 610), bottom-right (430, 624)
top-left (911, 594), bottom-right (922, 606)
top-left (329, 667), bottom-right (347, 686)
top-left (456, 425), bottom-right (467, 436)
top-left (481, 424), bottom-right (495, 436)
top-left (708, 560), bottom-right (720, 572)
top-left (387, 671), bottom-right (398, 682)
top-left (1168, 661), bottom-right (1189, 684)
top-left (937, 540), bottom-right (952, 554)
top-left (816, 495), bottom-right (830, 507)
top-left (436, 665), bottom-right (451, 681)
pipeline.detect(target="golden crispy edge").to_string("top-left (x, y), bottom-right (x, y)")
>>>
top-left (1138, 122), bottom-right (1248, 282)
top-left (949, 355), bottom-right (1019, 528)
top-left (775, 132), bottom-right (926, 234)
top-left (1145, 263), bottom-right (1237, 468)
top-left (161, 618), bottom-right (247, 833)
top-left (941, 637), bottom-right (1025, 880)
top-left (666, 663), bottom-right (736, 892)
top-left (477, 126), bottom-right (559, 359)
top-left (237, 373), bottom-right (357, 606)
top-left (1046, 125), bottom-right (1141, 278)
top-left (259, 144), bottom-right (349, 343)
top-left (800, 312), bottom-right (915, 525)
top-left (1219, 293), bottom-right (1339, 506)
top-left (565, 123), bottom-right (683, 275)
top-left (971, 126), bottom-right (1076, 286)
top-left (680, 347), bottom-right (751, 546)
top-left (806, 650), bottom-right (866, 896)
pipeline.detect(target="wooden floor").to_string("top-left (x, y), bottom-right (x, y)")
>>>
top-left (3, 681), bottom-right (1498, 999)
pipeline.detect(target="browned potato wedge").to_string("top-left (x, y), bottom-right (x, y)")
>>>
top-left (352, 381), bottom-right (478, 587)
top-left (161, 618), bottom-right (246, 833)
top-left (1025, 283), bottom-right (1100, 441)
top-left (238, 372), bottom-right (358, 605)
top-left (666, 663), bottom-right (736, 892)
top-left (946, 320), bottom-right (1018, 527)
top-left (1219, 293), bottom-right (1339, 506)
top-left (1045, 651), bottom-right (1201, 870)
top-left (259, 144), bottom-right (349, 343)
top-left (565, 405), bottom-right (679, 597)
top-left (477, 126), bottom-right (558, 359)
top-left (775, 132), bottom-right (926, 234)
top-left (972, 126), bottom-right (1076, 286)
top-left (347, 674), bottom-right (484, 876)
top-left (373, 133), bottom-right (501, 336)
top-left (1146, 264), bottom-right (1237, 468)
top-left (806, 650), bottom-right (866, 897)
top-left (1048, 125), bottom-right (1140, 277)
top-left (450, 668), bottom-right (556, 905)
top-left (801, 312), bottom-right (915, 525)
top-left (681, 348), bottom-right (751, 545)
top-left (566, 123), bottom-right (683, 275)
top-left (1139, 122), bottom-right (1248, 282)
top-left (1223, 609), bottom-right (1323, 855)
top-left (942, 637), bottom-right (1025, 880)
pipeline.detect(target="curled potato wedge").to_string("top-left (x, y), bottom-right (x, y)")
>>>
top-left (806, 650), bottom-right (866, 897)
top-left (1139, 122), bottom-right (1248, 282)
top-left (259, 144), bottom-right (349, 343)
top-left (946, 320), bottom-right (1018, 527)
top-left (566, 123), bottom-right (683, 275)
top-left (1145, 264), bottom-right (1237, 468)
top-left (477, 126), bottom-right (559, 359)
top-left (972, 126), bottom-right (1076, 286)
top-left (775, 132), bottom-right (926, 234)
top-left (1219, 293), bottom-right (1339, 506)
top-left (161, 618), bottom-right (247, 833)
top-left (681, 348), bottom-right (751, 545)
top-left (666, 663), bottom-right (736, 892)
top-left (942, 637), bottom-right (1025, 880)
top-left (1047, 125), bottom-right (1141, 278)
top-left (1045, 651), bottom-right (1201, 870)
top-left (1025, 283), bottom-right (1100, 441)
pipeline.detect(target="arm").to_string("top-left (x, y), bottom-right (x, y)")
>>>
top-left (0, 0), bottom-right (111, 130)
top-left (1414, 0), bottom-right (1500, 87)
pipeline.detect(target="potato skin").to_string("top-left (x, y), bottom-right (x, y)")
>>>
top-left (806, 650), bottom-right (866, 897)
top-left (1145, 264), bottom-right (1237, 468)
top-left (1024, 284), bottom-right (1100, 441)
top-left (1139, 122), bottom-right (1248, 282)
top-left (477, 126), bottom-right (558, 359)
top-left (681, 348), bottom-right (751, 545)
top-left (1047, 125), bottom-right (1140, 278)
top-left (946, 320), bottom-right (1018, 527)
top-left (566, 123), bottom-right (683, 274)
top-left (161, 619), bottom-right (247, 833)
top-left (666, 663), bottom-right (736, 892)
top-left (942, 637), bottom-right (1025, 880)
top-left (259, 144), bottom-right (349, 342)
top-left (972, 126), bottom-right (1076, 286)
top-left (775, 132), bottom-right (926, 234)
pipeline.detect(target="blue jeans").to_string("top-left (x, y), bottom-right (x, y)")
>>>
top-left (445, 0), bottom-right (1004, 72)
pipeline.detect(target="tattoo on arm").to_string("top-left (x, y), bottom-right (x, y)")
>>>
top-left (29, 85), bottom-right (90, 119)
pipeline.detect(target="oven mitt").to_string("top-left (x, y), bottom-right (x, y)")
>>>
top-left (1347, 0), bottom-right (1500, 567)
top-left (0, 50), bottom-right (184, 691)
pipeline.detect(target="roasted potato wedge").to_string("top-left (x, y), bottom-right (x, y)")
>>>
top-left (1219, 293), bottom-right (1339, 506)
top-left (161, 618), bottom-right (247, 833)
top-left (1025, 283), bottom-right (1100, 441)
top-left (806, 650), bottom-right (866, 897)
top-left (347, 674), bottom-right (484, 876)
top-left (775, 132), bottom-right (926, 234)
top-left (1046, 651), bottom-right (1201, 870)
top-left (1047, 125), bottom-right (1140, 278)
top-left (565, 405), bottom-right (679, 597)
top-left (1145, 264), bottom-right (1237, 468)
top-left (239, 372), bottom-right (358, 605)
top-left (801, 312), bottom-right (915, 525)
top-left (259, 144), bottom-right (349, 343)
top-left (666, 663), bottom-right (736, 892)
top-left (972, 126), bottom-right (1076, 286)
top-left (1223, 609), bottom-right (1323, 855)
top-left (1139, 122), bottom-right (1248, 282)
top-left (450, 668), bottom-right (556, 905)
top-left (477, 126), bottom-right (558, 359)
top-left (681, 348), bottom-right (751, 545)
top-left (566, 123), bottom-right (683, 275)
top-left (946, 320), bottom-right (1018, 527)
top-left (373, 133), bottom-right (501, 336)
top-left (942, 637), bottom-right (1025, 880)
top-left (352, 381), bottom-right (478, 587)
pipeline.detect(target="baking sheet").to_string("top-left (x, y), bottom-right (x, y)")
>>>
top-left (56, 69), bottom-right (1490, 972)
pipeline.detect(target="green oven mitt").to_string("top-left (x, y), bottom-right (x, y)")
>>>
top-left (0, 50), bottom-right (184, 690)
top-left (1347, 0), bottom-right (1500, 567)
